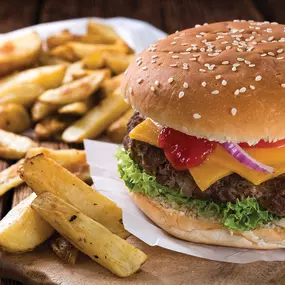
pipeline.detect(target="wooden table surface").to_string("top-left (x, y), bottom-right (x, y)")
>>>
top-left (1, 0), bottom-right (285, 284)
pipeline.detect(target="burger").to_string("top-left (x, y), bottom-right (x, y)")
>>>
top-left (117, 20), bottom-right (285, 249)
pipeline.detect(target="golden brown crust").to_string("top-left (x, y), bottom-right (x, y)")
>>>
top-left (130, 192), bottom-right (285, 249)
top-left (122, 21), bottom-right (285, 144)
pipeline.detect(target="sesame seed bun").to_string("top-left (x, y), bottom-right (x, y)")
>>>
top-left (122, 21), bottom-right (285, 144)
top-left (130, 192), bottom-right (285, 249)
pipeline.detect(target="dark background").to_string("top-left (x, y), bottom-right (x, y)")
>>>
top-left (1, 0), bottom-right (285, 284)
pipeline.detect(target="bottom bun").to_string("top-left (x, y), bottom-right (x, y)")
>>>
top-left (130, 192), bottom-right (285, 249)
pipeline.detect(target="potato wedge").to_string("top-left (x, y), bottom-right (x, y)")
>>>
top-left (32, 192), bottom-right (147, 277)
top-left (39, 71), bottom-right (107, 105)
top-left (62, 87), bottom-right (129, 142)
top-left (107, 109), bottom-right (134, 143)
top-left (25, 148), bottom-right (90, 182)
top-left (0, 32), bottom-right (41, 77)
top-left (50, 235), bottom-right (79, 265)
top-left (105, 54), bottom-right (134, 74)
top-left (58, 101), bottom-right (89, 116)
top-left (87, 21), bottom-right (120, 42)
top-left (19, 154), bottom-right (128, 238)
top-left (100, 73), bottom-right (123, 96)
top-left (0, 159), bottom-right (23, 196)
top-left (0, 130), bottom-right (37, 159)
top-left (0, 193), bottom-right (54, 253)
top-left (62, 61), bottom-right (84, 84)
top-left (50, 45), bottom-right (79, 62)
top-left (31, 101), bottom-right (58, 121)
top-left (67, 42), bottom-right (127, 59)
top-left (0, 104), bottom-right (31, 133)
top-left (39, 52), bottom-right (70, 66)
top-left (83, 50), bottom-right (106, 70)
top-left (0, 65), bottom-right (66, 92)
top-left (0, 84), bottom-right (44, 107)
top-left (34, 116), bottom-right (74, 140)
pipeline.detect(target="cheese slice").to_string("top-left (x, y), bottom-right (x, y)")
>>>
top-left (129, 119), bottom-right (285, 191)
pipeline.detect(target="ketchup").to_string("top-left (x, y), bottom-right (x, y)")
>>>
top-left (158, 127), bottom-right (217, 170)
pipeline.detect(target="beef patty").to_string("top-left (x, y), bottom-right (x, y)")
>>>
top-left (123, 112), bottom-right (285, 216)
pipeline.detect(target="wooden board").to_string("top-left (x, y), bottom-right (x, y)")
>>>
top-left (0, 236), bottom-right (285, 285)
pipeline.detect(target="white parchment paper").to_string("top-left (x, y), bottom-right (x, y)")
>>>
top-left (84, 140), bottom-right (285, 264)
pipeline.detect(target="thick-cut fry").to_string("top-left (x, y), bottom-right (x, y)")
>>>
top-left (39, 52), bottom-right (70, 66)
top-left (0, 104), bottom-right (31, 133)
top-left (67, 42), bottom-right (127, 59)
top-left (0, 193), bottom-right (54, 253)
top-left (0, 32), bottom-right (41, 77)
top-left (34, 116), bottom-right (74, 140)
top-left (58, 101), bottom-right (89, 116)
top-left (50, 45), bottom-right (79, 62)
top-left (83, 51), bottom-right (106, 70)
top-left (32, 192), bottom-right (147, 277)
top-left (50, 235), bottom-right (79, 265)
top-left (0, 65), bottom-right (66, 92)
top-left (31, 101), bottom-right (58, 121)
top-left (87, 21), bottom-right (120, 42)
top-left (107, 109), bottom-right (134, 143)
top-left (62, 61), bottom-right (84, 84)
top-left (105, 54), bottom-right (134, 74)
top-left (39, 71), bottom-right (107, 105)
top-left (19, 154), bottom-right (128, 238)
top-left (0, 84), bottom-right (44, 107)
top-left (0, 159), bottom-right (23, 196)
top-left (0, 130), bottom-right (37, 159)
top-left (100, 73), bottom-right (123, 96)
top-left (62, 87), bottom-right (129, 142)
top-left (25, 148), bottom-right (90, 182)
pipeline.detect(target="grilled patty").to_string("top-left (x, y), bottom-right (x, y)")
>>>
top-left (123, 112), bottom-right (285, 216)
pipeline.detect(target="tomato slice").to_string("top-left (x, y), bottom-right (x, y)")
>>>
top-left (158, 127), bottom-right (217, 170)
top-left (239, 138), bottom-right (285, 148)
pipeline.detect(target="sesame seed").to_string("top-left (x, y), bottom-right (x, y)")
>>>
top-left (155, 80), bottom-right (160, 87)
top-left (180, 52), bottom-right (190, 55)
top-left (169, 51), bottom-right (174, 54)
top-left (281, 83), bottom-right (285, 88)
top-left (137, 78), bottom-right (143, 84)
top-left (152, 55), bottom-right (158, 59)
top-left (137, 60), bottom-right (142, 66)
top-left (249, 64), bottom-right (256, 67)
top-left (181, 43), bottom-right (188, 46)
top-left (183, 63), bottom-right (189, 70)
top-left (199, 69), bottom-right (206, 73)
top-left (179, 91), bottom-right (185, 98)
top-left (231, 108), bottom-right (237, 116)
top-left (277, 57), bottom-right (284, 60)
top-left (252, 41), bottom-right (257, 45)
top-left (193, 113), bottom-right (201, 119)
top-left (183, 82), bottom-right (189, 88)
top-left (237, 57), bottom-right (244, 62)
top-left (193, 54), bottom-right (200, 57)
top-left (240, 87), bottom-right (246, 93)
top-left (196, 35), bottom-right (202, 38)
top-left (136, 57), bottom-right (142, 62)
top-left (245, 60), bottom-right (251, 64)
top-left (186, 47), bottom-right (191, 52)
top-left (170, 41), bottom-right (176, 45)
top-left (250, 85), bottom-right (255, 90)
top-left (222, 61), bottom-right (229, 65)
top-left (234, 89), bottom-right (240, 96)
top-left (168, 77), bottom-right (174, 84)
top-left (201, 81), bottom-right (207, 87)
top-left (189, 58), bottom-right (197, 61)
top-left (268, 36), bottom-right (274, 41)
top-left (150, 86), bottom-right (155, 92)
top-left (260, 53), bottom-right (267, 57)
top-left (222, 80), bottom-right (227, 86)
top-left (172, 55), bottom-right (179, 59)
top-left (124, 69), bottom-right (128, 76)
top-left (142, 66), bottom-right (148, 70)
top-left (211, 90), bottom-right (219, 95)
top-left (233, 63), bottom-right (240, 67)
top-left (195, 24), bottom-right (201, 27)
top-left (215, 74), bottom-right (222, 79)
top-left (173, 36), bottom-right (180, 40)
top-left (255, 75), bottom-right (262, 81)
top-left (129, 87), bottom-right (133, 95)
top-left (170, 64), bottom-right (178, 67)
top-left (151, 60), bottom-right (156, 63)
top-left (268, 52), bottom-right (275, 56)
top-left (232, 66), bottom-right (237, 71)
top-left (277, 49), bottom-right (284, 54)
top-left (237, 48), bottom-right (243, 52)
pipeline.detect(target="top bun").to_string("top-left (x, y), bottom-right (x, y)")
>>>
top-left (122, 21), bottom-right (285, 144)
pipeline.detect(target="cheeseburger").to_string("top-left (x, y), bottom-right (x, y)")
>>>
top-left (118, 20), bottom-right (285, 249)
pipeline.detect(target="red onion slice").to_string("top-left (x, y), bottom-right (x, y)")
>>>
top-left (222, 142), bottom-right (274, 173)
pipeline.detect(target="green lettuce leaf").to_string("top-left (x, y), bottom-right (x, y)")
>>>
top-left (117, 148), bottom-right (276, 232)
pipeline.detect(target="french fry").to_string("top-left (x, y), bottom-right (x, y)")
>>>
top-left (0, 130), bottom-right (37, 159)
top-left (83, 51), bottom-right (106, 70)
top-left (0, 84), bottom-right (44, 107)
top-left (34, 116), bottom-right (74, 140)
top-left (19, 154), bottom-right (128, 238)
top-left (100, 73), bottom-right (123, 96)
top-left (0, 193), bottom-right (54, 253)
top-left (50, 45), bottom-right (79, 62)
top-left (0, 32), bottom-right (41, 77)
top-left (32, 192), bottom-right (147, 277)
top-left (58, 101), bottom-right (89, 116)
top-left (31, 101), bottom-right (58, 121)
top-left (39, 71), bottom-right (107, 105)
top-left (39, 52), bottom-right (71, 66)
top-left (107, 109), bottom-right (134, 143)
top-left (87, 21), bottom-right (120, 42)
top-left (0, 65), bottom-right (66, 93)
top-left (62, 61), bottom-right (85, 84)
top-left (50, 235), bottom-right (79, 265)
top-left (25, 148), bottom-right (90, 182)
top-left (0, 159), bottom-right (23, 196)
top-left (0, 104), bottom-right (31, 133)
top-left (62, 87), bottom-right (129, 142)
top-left (105, 54), bottom-right (134, 74)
